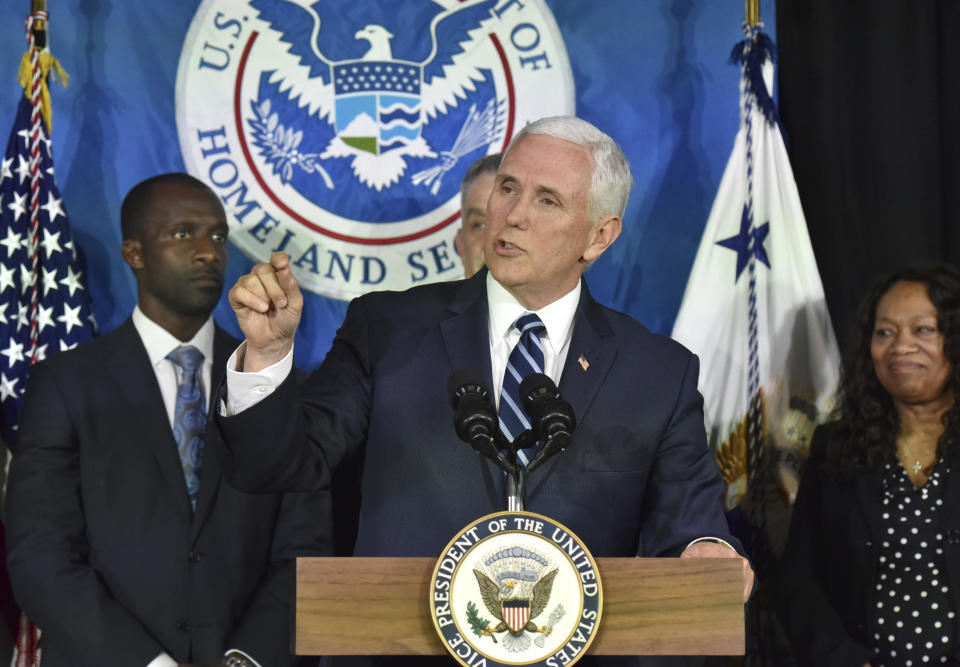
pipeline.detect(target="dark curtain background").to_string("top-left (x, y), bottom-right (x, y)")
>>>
top-left (777, 0), bottom-right (960, 350)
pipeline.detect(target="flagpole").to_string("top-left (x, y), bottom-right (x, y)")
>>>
top-left (16, 2), bottom-right (48, 663)
top-left (745, 0), bottom-right (760, 28)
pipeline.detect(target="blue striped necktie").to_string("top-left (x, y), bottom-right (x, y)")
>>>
top-left (498, 313), bottom-right (546, 467)
top-left (166, 345), bottom-right (206, 512)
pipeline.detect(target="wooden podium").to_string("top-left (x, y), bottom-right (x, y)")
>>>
top-left (295, 557), bottom-right (744, 657)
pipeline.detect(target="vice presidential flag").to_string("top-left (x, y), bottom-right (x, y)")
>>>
top-left (671, 30), bottom-right (840, 542)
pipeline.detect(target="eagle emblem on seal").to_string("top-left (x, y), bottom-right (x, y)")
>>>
top-left (469, 546), bottom-right (564, 652)
top-left (246, 0), bottom-right (504, 192)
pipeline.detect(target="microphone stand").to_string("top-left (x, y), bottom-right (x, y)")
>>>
top-left (504, 467), bottom-right (525, 511)
top-left (502, 429), bottom-right (536, 511)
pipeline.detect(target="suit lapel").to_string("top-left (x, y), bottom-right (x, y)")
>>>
top-left (191, 325), bottom-right (236, 540)
top-left (106, 320), bottom-right (193, 517)
top-left (439, 272), bottom-right (503, 506)
top-left (557, 283), bottom-right (616, 434)
top-left (440, 271), bottom-right (493, 388)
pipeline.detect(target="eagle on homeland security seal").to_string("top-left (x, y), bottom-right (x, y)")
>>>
top-left (431, 511), bottom-right (602, 667)
top-left (175, 0), bottom-right (574, 301)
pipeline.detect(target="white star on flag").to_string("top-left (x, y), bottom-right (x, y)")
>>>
top-left (1, 338), bottom-right (25, 367)
top-left (40, 192), bottom-right (65, 223)
top-left (15, 302), bottom-right (28, 331)
top-left (15, 154), bottom-right (29, 184)
top-left (0, 373), bottom-right (18, 402)
top-left (0, 228), bottom-right (21, 257)
top-left (40, 228), bottom-right (62, 257)
top-left (0, 264), bottom-right (16, 293)
top-left (32, 342), bottom-right (48, 362)
top-left (41, 267), bottom-right (58, 296)
top-left (59, 265), bottom-right (84, 296)
top-left (8, 191), bottom-right (26, 221)
top-left (57, 303), bottom-right (83, 333)
top-left (35, 304), bottom-right (54, 333)
top-left (0, 157), bottom-right (12, 185)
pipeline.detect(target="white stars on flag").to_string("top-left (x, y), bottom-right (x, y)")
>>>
top-left (0, 96), bottom-right (96, 442)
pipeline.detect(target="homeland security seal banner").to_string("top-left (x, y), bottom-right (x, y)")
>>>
top-left (175, 0), bottom-right (573, 300)
top-left (431, 511), bottom-right (602, 667)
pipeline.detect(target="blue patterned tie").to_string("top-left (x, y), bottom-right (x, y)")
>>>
top-left (166, 345), bottom-right (206, 512)
top-left (499, 313), bottom-right (546, 467)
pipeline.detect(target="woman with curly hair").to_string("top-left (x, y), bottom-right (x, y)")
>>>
top-left (778, 264), bottom-right (960, 666)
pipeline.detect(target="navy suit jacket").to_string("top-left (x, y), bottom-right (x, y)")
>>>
top-left (219, 270), bottom-right (735, 557)
top-left (217, 272), bottom-right (737, 666)
top-left (7, 319), bottom-right (331, 667)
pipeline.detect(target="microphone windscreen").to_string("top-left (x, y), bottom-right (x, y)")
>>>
top-left (519, 372), bottom-right (558, 409)
top-left (448, 368), bottom-right (489, 408)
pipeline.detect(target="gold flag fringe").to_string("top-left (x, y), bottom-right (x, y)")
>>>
top-left (17, 49), bottom-right (68, 133)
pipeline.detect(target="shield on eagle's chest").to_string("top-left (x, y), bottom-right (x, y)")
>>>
top-left (332, 59), bottom-right (422, 155)
top-left (502, 598), bottom-right (531, 633)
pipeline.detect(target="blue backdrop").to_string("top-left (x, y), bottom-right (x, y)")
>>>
top-left (0, 0), bottom-right (775, 370)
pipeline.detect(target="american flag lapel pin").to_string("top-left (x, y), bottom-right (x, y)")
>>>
top-left (578, 354), bottom-right (589, 371)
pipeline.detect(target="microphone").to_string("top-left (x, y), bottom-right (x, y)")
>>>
top-left (448, 369), bottom-right (517, 476)
top-left (518, 373), bottom-right (576, 473)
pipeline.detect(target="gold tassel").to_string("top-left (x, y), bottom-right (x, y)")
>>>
top-left (17, 49), bottom-right (69, 134)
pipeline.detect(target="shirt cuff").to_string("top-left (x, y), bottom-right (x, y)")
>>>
top-left (147, 654), bottom-right (177, 667)
top-left (685, 536), bottom-right (738, 553)
top-left (225, 648), bottom-right (263, 667)
top-left (222, 342), bottom-right (294, 416)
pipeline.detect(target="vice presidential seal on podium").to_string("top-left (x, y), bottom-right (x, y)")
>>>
top-left (430, 511), bottom-right (602, 667)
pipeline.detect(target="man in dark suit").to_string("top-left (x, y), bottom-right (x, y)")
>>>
top-left (6, 173), bottom-right (330, 667)
top-left (217, 117), bottom-right (752, 663)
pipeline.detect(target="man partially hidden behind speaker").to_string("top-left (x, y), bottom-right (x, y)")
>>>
top-left (216, 116), bottom-right (754, 666)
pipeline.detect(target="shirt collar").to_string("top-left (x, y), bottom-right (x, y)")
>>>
top-left (131, 306), bottom-right (216, 368)
top-left (486, 272), bottom-right (581, 347)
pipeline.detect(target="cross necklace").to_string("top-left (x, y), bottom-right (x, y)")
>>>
top-left (899, 443), bottom-right (933, 476)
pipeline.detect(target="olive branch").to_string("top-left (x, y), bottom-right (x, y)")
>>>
top-left (248, 98), bottom-right (334, 189)
top-left (466, 601), bottom-right (497, 643)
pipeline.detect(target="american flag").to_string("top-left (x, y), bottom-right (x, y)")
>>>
top-left (0, 94), bottom-right (96, 446)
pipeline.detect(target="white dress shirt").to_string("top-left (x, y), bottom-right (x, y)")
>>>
top-left (131, 306), bottom-right (215, 424)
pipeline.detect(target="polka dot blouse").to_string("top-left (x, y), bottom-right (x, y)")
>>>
top-left (873, 460), bottom-right (956, 666)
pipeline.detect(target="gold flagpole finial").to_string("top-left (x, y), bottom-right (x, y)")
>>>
top-left (745, 0), bottom-right (761, 28)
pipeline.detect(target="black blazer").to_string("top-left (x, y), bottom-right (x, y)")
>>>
top-left (7, 318), bottom-right (331, 667)
top-left (777, 423), bottom-right (960, 666)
